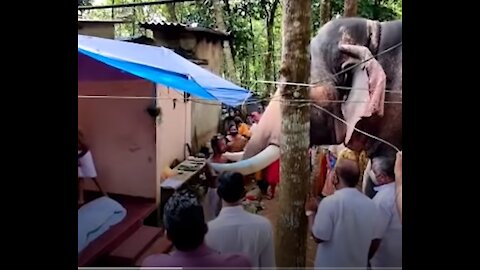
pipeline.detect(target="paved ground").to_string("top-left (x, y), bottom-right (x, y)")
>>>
top-left (260, 194), bottom-right (316, 267)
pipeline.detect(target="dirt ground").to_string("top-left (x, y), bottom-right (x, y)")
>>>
top-left (260, 195), bottom-right (316, 267)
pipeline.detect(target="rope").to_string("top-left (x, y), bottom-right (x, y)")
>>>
top-left (77, 95), bottom-right (402, 105)
top-left (77, 95), bottom-right (401, 152)
top-left (255, 80), bottom-right (402, 93)
top-left (311, 103), bottom-right (400, 153)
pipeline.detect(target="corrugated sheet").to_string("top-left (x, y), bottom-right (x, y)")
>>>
top-left (139, 19), bottom-right (229, 39)
top-left (78, 18), bottom-right (127, 24)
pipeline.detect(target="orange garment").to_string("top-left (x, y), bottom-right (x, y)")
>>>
top-left (238, 123), bottom-right (251, 138)
top-left (317, 150), bottom-right (328, 196)
top-left (322, 169), bottom-right (336, 196)
top-left (254, 171), bottom-right (262, 181)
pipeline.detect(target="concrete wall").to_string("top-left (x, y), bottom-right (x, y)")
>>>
top-left (78, 23), bottom-right (115, 39)
top-left (150, 31), bottom-right (224, 152)
top-left (190, 100), bottom-right (221, 152)
top-left (194, 39), bottom-right (223, 74)
top-left (191, 39), bottom-right (223, 150)
top-left (155, 85), bottom-right (192, 202)
top-left (78, 80), bottom-right (157, 199)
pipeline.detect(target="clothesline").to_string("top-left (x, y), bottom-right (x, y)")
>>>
top-left (77, 95), bottom-right (402, 105)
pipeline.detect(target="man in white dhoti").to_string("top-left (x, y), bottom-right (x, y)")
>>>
top-left (78, 130), bottom-right (107, 205)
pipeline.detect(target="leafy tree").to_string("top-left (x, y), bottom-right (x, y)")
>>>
top-left (78, 0), bottom-right (92, 6)
top-left (80, 0), bottom-right (402, 97)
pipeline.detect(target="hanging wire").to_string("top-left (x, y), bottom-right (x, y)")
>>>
top-left (78, 42), bottom-right (402, 152)
top-left (77, 95), bottom-right (401, 105)
top-left (311, 103), bottom-right (401, 153)
top-left (254, 80), bottom-right (402, 93)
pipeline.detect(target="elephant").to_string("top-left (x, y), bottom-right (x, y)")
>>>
top-left (211, 17), bottom-right (402, 175)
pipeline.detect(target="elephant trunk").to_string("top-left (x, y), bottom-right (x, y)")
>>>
top-left (208, 89), bottom-right (283, 175)
top-left (209, 145), bottom-right (280, 175)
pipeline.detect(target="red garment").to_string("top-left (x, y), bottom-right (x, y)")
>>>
top-left (317, 152), bottom-right (328, 195)
top-left (266, 159), bottom-right (280, 185)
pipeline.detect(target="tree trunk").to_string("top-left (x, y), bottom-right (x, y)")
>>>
top-left (264, 0), bottom-right (280, 96)
top-left (373, 0), bottom-right (380, 19)
top-left (344, 0), bottom-right (358, 17)
top-left (320, 0), bottom-right (331, 26)
top-left (244, 57), bottom-right (250, 87)
top-left (212, 0), bottom-right (237, 82)
top-left (249, 17), bottom-right (258, 87)
top-left (275, 0), bottom-right (311, 267)
top-left (166, 3), bottom-right (178, 22)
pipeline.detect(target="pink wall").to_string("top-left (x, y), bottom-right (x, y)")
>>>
top-left (78, 80), bottom-right (157, 199)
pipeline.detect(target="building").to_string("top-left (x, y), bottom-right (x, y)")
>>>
top-left (78, 20), bottom-right (243, 267)
top-left (139, 20), bottom-right (230, 151)
top-left (78, 18), bottom-right (126, 39)
top-left (78, 20), bottom-right (231, 201)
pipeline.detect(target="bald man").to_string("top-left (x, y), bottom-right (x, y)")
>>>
top-left (306, 158), bottom-right (378, 268)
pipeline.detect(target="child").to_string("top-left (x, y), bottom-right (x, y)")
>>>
top-left (78, 129), bottom-right (107, 205)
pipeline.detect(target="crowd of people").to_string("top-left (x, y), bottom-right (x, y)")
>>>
top-left (78, 106), bottom-right (403, 269)
top-left (212, 108), bottom-right (280, 200)
top-left (306, 150), bottom-right (402, 269)
top-left (142, 172), bottom-right (276, 269)
top-left (141, 103), bottom-right (403, 269)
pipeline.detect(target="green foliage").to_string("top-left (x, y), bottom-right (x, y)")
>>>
top-left (313, 0), bottom-right (402, 34)
top-left (78, 0), bottom-right (92, 6)
top-left (80, 0), bottom-right (402, 97)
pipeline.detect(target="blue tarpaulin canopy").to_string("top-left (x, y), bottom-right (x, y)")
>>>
top-left (78, 35), bottom-right (251, 106)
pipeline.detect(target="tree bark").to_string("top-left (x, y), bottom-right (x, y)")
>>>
top-left (166, 3), bottom-right (178, 22)
top-left (344, 0), bottom-right (358, 17)
top-left (275, 0), bottom-right (311, 267)
top-left (249, 16), bottom-right (258, 87)
top-left (212, 0), bottom-right (237, 82)
top-left (264, 0), bottom-right (280, 96)
top-left (320, 0), bottom-right (331, 26)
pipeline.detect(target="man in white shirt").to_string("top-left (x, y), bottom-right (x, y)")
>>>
top-left (306, 157), bottom-right (377, 269)
top-left (205, 172), bottom-right (276, 270)
top-left (369, 156), bottom-right (402, 269)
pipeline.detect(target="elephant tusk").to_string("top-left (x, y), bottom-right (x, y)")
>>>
top-left (222, 151), bottom-right (244, 162)
top-left (209, 145), bottom-right (280, 175)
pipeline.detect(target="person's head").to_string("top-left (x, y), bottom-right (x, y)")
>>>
top-left (228, 124), bottom-right (238, 136)
top-left (163, 189), bottom-right (208, 251)
top-left (228, 108), bottom-right (235, 117)
top-left (250, 111), bottom-right (262, 123)
top-left (217, 172), bottom-right (246, 205)
top-left (234, 116), bottom-right (243, 127)
top-left (246, 115), bottom-right (253, 125)
top-left (210, 134), bottom-right (227, 155)
top-left (332, 157), bottom-right (361, 189)
top-left (371, 156), bottom-right (396, 185)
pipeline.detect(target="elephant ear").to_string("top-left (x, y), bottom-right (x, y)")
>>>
top-left (339, 44), bottom-right (387, 145)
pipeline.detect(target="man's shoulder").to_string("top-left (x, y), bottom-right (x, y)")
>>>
top-left (322, 193), bottom-right (340, 205)
top-left (210, 211), bottom-right (272, 228)
top-left (372, 186), bottom-right (396, 208)
top-left (219, 252), bottom-right (252, 267)
top-left (141, 253), bottom-right (174, 267)
top-left (244, 210), bottom-right (270, 222)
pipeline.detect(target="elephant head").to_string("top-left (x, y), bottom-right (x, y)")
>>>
top-left (211, 18), bottom-right (402, 175)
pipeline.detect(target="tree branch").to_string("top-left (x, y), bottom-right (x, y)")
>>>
top-left (268, 0), bottom-right (280, 25)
